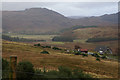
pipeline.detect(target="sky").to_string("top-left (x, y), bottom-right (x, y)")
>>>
top-left (2, 0), bottom-right (120, 2)
top-left (2, 2), bottom-right (118, 17)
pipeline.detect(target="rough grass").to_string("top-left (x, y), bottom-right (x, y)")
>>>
top-left (2, 41), bottom-right (118, 78)
top-left (73, 27), bottom-right (118, 39)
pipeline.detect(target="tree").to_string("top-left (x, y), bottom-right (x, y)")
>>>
top-left (74, 45), bottom-right (81, 50)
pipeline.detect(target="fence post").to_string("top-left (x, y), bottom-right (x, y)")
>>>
top-left (9, 55), bottom-right (17, 80)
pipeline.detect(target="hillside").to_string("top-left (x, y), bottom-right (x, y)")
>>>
top-left (2, 8), bottom-right (118, 34)
top-left (70, 12), bottom-right (118, 27)
top-left (2, 8), bottom-right (72, 34)
top-left (2, 40), bottom-right (118, 78)
top-left (61, 27), bottom-right (118, 40)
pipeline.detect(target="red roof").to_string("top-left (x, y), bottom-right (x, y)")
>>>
top-left (80, 49), bottom-right (88, 51)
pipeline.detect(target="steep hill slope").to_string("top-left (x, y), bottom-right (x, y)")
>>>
top-left (2, 8), bottom-right (72, 34)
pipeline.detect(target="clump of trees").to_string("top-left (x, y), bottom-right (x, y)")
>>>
top-left (52, 47), bottom-right (62, 50)
top-left (34, 43), bottom-right (51, 48)
top-left (74, 51), bottom-right (88, 57)
top-left (75, 51), bottom-right (81, 55)
top-left (34, 43), bottom-right (41, 46)
top-left (52, 36), bottom-right (75, 42)
top-left (2, 35), bottom-right (46, 42)
top-left (96, 58), bottom-right (101, 61)
top-left (81, 53), bottom-right (88, 57)
top-left (41, 46), bottom-right (51, 48)
top-left (41, 50), bottom-right (49, 54)
top-left (86, 37), bottom-right (118, 42)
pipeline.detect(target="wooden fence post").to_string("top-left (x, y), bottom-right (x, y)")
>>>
top-left (9, 55), bottom-right (17, 80)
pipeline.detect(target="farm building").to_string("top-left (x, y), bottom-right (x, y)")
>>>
top-left (74, 45), bottom-right (81, 51)
top-left (80, 49), bottom-right (88, 53)
top-left (94, 46), bottom-right (112, 54)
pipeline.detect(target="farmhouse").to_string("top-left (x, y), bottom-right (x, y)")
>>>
top-left (80, 49), bottom-right (88, 53)
top-left (94, 46), bottom-right (112, 54)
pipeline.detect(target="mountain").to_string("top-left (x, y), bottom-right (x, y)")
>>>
top-left (70, 12), bottom-right (118, 27)
top-left (67, 16), bottom-right (88, 19)
top-left (2, 8), bottom-right (72, 34)
top-left (2, 8), bottom-right (118, 34)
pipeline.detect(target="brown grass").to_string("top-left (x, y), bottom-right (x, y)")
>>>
top-left (2, 41), bottom-right (118, 78)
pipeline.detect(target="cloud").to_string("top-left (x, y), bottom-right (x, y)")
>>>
top-left (2, 0), bottom-right (120, 2)
top-left (2, 2), bottom-right (118, 16)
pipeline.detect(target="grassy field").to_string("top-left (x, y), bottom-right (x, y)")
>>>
top-left (4, 33), bottom-right (57, 41)
top-left (2, 40), bottom-right (118, 78)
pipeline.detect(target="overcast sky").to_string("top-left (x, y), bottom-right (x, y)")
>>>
top-left (2, 2), bottom-right (118, 17)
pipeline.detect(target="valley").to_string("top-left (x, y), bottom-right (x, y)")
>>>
top-left (2, 7), bottom-right (119, 79)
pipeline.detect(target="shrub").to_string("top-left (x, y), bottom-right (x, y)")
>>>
top-left (58, 66), bottom-right (72, 78)
top-left (72, 69), bottom-right (91, 78)
top-left (45, 46), bottom-right (51, 48)
top-left (41, 51), bottom-right (49, 54)
top-left (101, 55), bottom-right (107, 59)
top-left (75, 51), bottom-right (81, 55)
top-left (34, 43), bottom-right (41, 46)
top-left (16, 61), bottom-right (34, 80)
top-left (52, 47), bottom-right (61, 50)
top-left (37, 43), bottom-right (41, 46)
top-left (92, 53), bottom-right (100, 58)
top-left (41, 46), bottom-right (46, 48)
top-left (45, 70), bottom-right (59, 78)
top-left (33, 69), bottom-right (45, 79)
top-left (2, 58), bottom-right (9, 79)
top-left (82, 53), bottom-right (88, 57)
top-left (41, 46), bottom-right (51, 48)
top-left (96, 58), bottom-right (100, 61)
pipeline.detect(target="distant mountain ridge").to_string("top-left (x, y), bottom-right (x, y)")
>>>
top-left (67, 16), bottom-right (89, 19)
top-left (2, 8), bottom-right (118, 34)
top-left (70, 12), bottom-right (118, 27)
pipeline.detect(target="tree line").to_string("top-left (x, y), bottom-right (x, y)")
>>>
top-left (86, 37), bottom-right (118, 42)
top-left (60, 25), bottom-right (98, 33)
top-left (2, 35), bottom-right (46, 42)
top-left (52, 36), bottom-right (75, 42)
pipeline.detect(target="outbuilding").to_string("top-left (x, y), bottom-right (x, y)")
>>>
top-left (94, 46), bottom-right (112, 54)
